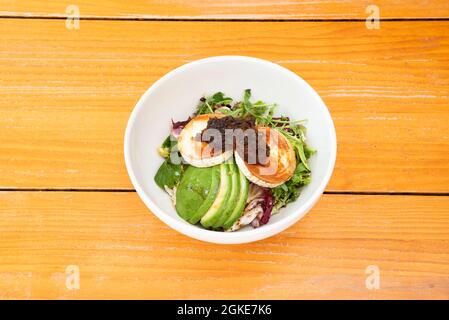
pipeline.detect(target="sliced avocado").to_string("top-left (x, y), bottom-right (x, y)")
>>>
top-left (213, 162), bottom-right (240, 228)
top-left (175, 166), bottom-right (218, 223)
top-left (222, 167), bottom-right (249, 230)
top-left (188, 166), bottom-right (220, 224)
top-left (200, 164), bottom-right (232, 229)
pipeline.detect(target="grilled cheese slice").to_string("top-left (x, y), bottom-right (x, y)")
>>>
top-left (177, 114), bottom-right (232, 167)
top-left (235, 127), bottom-right (296, 188)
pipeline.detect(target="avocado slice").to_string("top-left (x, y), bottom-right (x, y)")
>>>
top-left (222, 167), bottom-right (249, 230)
top-left (200, 164), bottom-right (232, 229)
top-left (175, 166), bottom-right (219, 223)
top-left (213, 162), bottom-right (240, 228)
top-left (187, 166), bottom-right (220, 224)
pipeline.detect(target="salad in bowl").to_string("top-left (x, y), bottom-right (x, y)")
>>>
top-left (124, 56), bottom-right (336, 244)
top-left (154, 89), bottom-right (315, 232)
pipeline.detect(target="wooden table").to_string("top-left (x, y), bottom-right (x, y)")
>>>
top-left (1, 1), bottom-right (449, 300)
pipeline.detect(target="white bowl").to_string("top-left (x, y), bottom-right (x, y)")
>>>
top-left (124, 56), bottom-right (337, 244)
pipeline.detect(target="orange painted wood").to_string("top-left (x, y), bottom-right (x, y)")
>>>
top-left (1, 0), bottom-right (448, 301)
top-left (0, 192), bottom-right (448, 299)
top-left (1, 19), bottom-right (448, 192)
top-left (1, 0), bottom-right (449, 19)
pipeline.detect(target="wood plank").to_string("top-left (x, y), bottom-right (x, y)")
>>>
top-left (0, 192), bottom-right (448, 299)
top-left (1, 0), bottom-right (449, 19)
top-left (1, 19), bottom-right (449, 192)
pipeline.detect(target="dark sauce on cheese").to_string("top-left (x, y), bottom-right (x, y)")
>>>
top-left (196, 115), bottom-right (270, 165)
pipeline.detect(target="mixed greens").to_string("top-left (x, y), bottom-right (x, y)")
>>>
top-left (154, 90), bottom-right (315, 231)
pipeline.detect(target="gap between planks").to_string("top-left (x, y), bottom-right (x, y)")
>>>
top-left (1, 15), bottom-right (449, 22)
top-left (1, 188), bottom-right (449, 197)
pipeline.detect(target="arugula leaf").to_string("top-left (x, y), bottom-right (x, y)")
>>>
top-left (196, 92), bottom-right (233, 115)
top-left (304, 144), bottom-right (316, 159)
top-left (154, 159), bottom-right (183, 189)
top-left (271, 182), bottom-right (300, 213)
top-left (272, 163), bottom-right (311, 212)
top-left (243, 89), bottom-right (252, 106)
top-left (228, 89), bottom-right (276, 120)
top-left (211, 92), bottom-right (233, 105)
top-left (295, 142), bottom-right (310, 171)
top-left (290, 163), bottom-right (311, 186)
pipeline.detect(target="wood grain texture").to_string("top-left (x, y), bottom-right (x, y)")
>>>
top-left (0, 192), bottom-right (448, 299)
top-left (1, 0), bottom-right (449, 19)
top-left (1, 19), bottom-right (448, 192)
